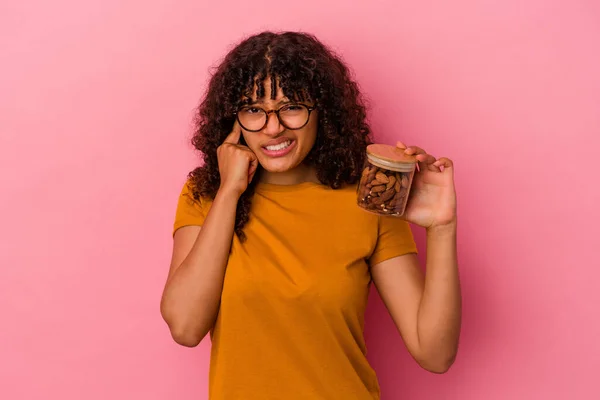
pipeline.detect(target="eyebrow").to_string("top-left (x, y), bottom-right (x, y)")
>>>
top-left (246, 98), bottom-right (293, 106)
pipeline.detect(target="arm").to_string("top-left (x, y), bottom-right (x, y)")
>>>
top-left (371, 222), bottom-right (461, 373)
top-left (160, 190), bottom-right (238, 347)
top-left (160, 122), bottom-right (257, 347)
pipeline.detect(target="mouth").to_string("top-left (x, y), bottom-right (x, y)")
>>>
top-left (261, 138), bottom-right (296, 157)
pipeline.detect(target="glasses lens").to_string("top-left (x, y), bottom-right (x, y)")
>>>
top-left (237, 104), bottom-right (311, 131)
top-left (279, 104), bottom-right (309, 129)
top-left (238, 107), bottom-right (267, 131)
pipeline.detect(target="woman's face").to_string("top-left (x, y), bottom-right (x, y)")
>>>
top-left (239, 78), bottom-right (318, 174)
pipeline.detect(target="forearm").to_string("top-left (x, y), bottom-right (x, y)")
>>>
top-left (416, 221), bottom-right (461, 368)
top-left (161, 190), bottom-right (238, 345)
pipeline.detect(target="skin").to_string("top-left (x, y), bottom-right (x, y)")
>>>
top-left (239, 82), bottom-right (320, 186)
top-left (160, 78), bottom-right (461, 374)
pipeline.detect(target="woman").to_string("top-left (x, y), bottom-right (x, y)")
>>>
top-left (160, 31), bottom-right (461, 399)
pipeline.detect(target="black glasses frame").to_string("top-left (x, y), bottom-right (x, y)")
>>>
top-left (234, 104), bottom-right (316, 132)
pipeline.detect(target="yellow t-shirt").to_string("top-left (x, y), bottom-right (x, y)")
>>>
top-left (173, 180), bottom-right (418, 400)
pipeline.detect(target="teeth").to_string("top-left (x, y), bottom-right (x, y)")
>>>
top-left (265, 140), bottom-right (291, 151)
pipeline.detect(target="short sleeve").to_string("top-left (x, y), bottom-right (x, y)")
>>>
top-left (173, 181), bottom-right (208, 236)
top-left (368, 216), bottom-right (418, 266)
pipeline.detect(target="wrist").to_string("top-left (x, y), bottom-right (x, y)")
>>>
top-left (427, 220), bottom-right (457, 237)
top-left (215, 186), bottom-right (242, 203)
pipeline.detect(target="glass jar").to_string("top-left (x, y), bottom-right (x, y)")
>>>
top-left (357, 144), bottom-right (417, 216)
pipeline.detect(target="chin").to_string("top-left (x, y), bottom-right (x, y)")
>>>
top-left (255, 144), bottom-right (307, 173)
top-left (259, 158), bottom-right (298, 173)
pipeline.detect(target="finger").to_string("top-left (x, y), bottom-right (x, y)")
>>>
top-left (396, 141), bottom-right (407, 149)
top-left (427, 163), bottom-right (442, 172)
top-left (415, 160), bottom-right (439, 173)
top-left (246, 150), bottom-right (259, 181)
top-left (404, 146), bottom-right (427, 155)
top-left (223, 120), bottom-right (242, 144)
top-left (415, 153), bottom-right (437, 165)
top-left (433, 157), bottom-right (454, 171)
top-left (414, 153), bottom-right (439, 172)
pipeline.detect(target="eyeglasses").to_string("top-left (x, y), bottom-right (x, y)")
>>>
top-left (234, 103), bottom-right (316, 132)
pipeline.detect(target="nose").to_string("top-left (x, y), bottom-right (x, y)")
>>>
top-left (262, 111), bottom-right (284, 136)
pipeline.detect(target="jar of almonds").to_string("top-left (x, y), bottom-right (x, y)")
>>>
top-left (357, 144), bottom-right (417, 216)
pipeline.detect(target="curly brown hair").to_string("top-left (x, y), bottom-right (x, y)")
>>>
top-left (188, 31), bottom-right (372, 240)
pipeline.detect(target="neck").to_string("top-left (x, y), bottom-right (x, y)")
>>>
top-left (259, 164), bottom-right (319, 185)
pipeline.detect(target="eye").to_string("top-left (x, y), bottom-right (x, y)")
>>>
top-left (242, 107), bottom-right (262, 114)
top-left (281, 104), bottom-right (304, 112)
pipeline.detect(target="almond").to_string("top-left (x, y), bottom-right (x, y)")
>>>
top-left (379, 188), bottom-right (395, 202)
top-left (359, 186), bottom-right (370, 199)
top-left (358, 165), bottom-right (413, 216)
top-left (371, 184), bottom-right (386, 194)
top-left (386, 175), bottom-right (396, 190)
top-left (375, 171), bottom-right (389, 184)
top-left (401, 175), bottom-right (409, 188)
top-left (360, 173), bottom-right (368, 186)
top-left (371, 196), bottom-right (385, 205)
top-left (367, 167), bottom-right (377, 181)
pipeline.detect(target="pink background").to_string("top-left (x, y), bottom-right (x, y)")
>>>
top-left (1, 0), bottom-right (599, 399)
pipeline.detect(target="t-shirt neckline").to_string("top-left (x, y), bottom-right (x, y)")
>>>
top-left (255, 181), bottom-right (323, 193)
